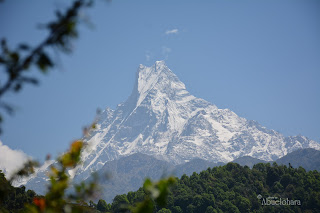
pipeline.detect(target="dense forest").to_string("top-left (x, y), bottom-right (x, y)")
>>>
top-left (94, 162), bottom-right (320, 213)
top-left (1, 162), bottom-right (320, 213)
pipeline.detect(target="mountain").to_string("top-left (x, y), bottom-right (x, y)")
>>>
top-left (232, 148), bottom-right (320, 171)
top-left (95, 153), bottom-right (173, 202)
top-left (72, 61), bottom-right (319, 177)
top-left (275, 148), bottom-right (320, 171)
top-left (173, 159), bottom-right (224, 178)
top-left (95, 154), bottom-right (224, 202)
top-left (22, 61), bottom-right (320, 199)
top-left (232, 156), bottom-right (268, 167)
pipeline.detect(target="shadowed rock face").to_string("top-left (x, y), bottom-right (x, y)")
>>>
top-left (23, 61), bottom-right (320, 201)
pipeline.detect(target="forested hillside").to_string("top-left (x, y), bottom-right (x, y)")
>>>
top-left (104, 162), bottom-right (320, 213)
top-left (2, 162), bottom-right (320, 213)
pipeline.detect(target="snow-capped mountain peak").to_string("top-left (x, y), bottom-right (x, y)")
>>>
top-left (132, 60), bottom-right (187, 108)
top-left (74, 61), bottom-right (319, 173)
top-left (23, 61), bottom-right (320, 190)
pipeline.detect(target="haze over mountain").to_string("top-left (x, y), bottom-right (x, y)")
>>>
top-left (21, 61), bottom-right (320, 200)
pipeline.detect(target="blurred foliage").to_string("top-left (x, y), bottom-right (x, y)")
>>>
top-left (22, 140), bottom-right (98, 213)
top-left (9, 160), bottom-right (40, 184)
top-left (0, 110), bottom-right (176, 213)
top-left (0, 140), bottom-right (98, 213)
top-left (0, 116), bottom-right (98, 212)
top-left (131, 177), bottom-right (176, 213)
top-left (0, 0), bottom-right (93, 134)
top-left (0, 0), bottom-right (176, 212)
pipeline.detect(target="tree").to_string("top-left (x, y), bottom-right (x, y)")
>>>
top-left (131, 177), bottom-right (176, 213)
top-left (89, 200), bottom-right (97, 208)
top-left (97, 199), bottom-right (110, 212)
top-left (157, 208), bottom-right (172, 213)
top-left (186, 204), bottom-right (195, 213)
top-left (111, 194), bottom-right (130, 212)
top-left (235, 196), bottom-right (251, 213)
top-left (171, 206), bottom-right (183, 213)
top-left (280, 173), bottom-right (292, 188)
top-left (0, 170), bottom-right (37, 212)
top-left (205, 206), bottom-right (218, 213)
top-left (221, 200), bottom-right (240, 213)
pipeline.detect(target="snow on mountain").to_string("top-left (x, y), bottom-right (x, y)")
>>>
top-left (24, 60), bottom-right (320, 189)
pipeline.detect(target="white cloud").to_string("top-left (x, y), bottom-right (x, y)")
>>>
top-left (0, 140), bottom-right (30, 178)
top-left (165, 28), bottom-right (179, 35)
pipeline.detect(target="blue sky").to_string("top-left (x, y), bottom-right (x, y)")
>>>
top-left (0, 0), bottom-right (319, 161)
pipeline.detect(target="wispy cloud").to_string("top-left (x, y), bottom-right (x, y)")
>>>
top-left (0, 140), bottom-right (30, 178)
top-left (165, 28), bottom-right (179, 35)
top-left (162, 46), bottom-right (172, 60)
top-left (162, 46), bottom-right (171, 54)
top-left (145, 51), bottom-right (152, 62)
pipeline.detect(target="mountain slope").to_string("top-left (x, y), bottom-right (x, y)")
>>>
top-left (232, 148), bottom-right (320, 171)
top-left (95, 153), bottom-right (174, 202)
top-left (276, 148), bottom-right (320, 171)
top-left (173, 159), bottom-right (224, 178)
top-left (232, 156), bottom-right (268, 167)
